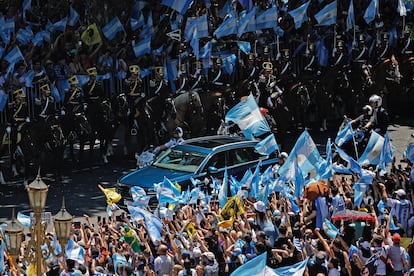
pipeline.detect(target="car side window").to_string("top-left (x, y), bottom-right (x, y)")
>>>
top-left (230, 147), bottom-right (261, 165)
top-left (205, 151), bottom-right (227, 170)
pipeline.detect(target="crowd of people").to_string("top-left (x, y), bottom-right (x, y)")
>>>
top-left (1, 0), bottom-right (414, 275)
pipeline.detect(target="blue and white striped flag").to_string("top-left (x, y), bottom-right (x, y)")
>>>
top-left (225, 94), bottom-right (270, 140)
top-left (130, 186), bottom-right (150, 207)
top-left (102, 17), bottom-right (124, 40)
top-left (131, 13), bottom-right (145, 31)
top-left (4, 46), bottom-right (24, 65)
top-left (140, 11), bottom-right (153, 37)
top-left (317, 138), bottom-right (333, 179)
top-left (214, 14), bottom-right (237, 39)
top-left (190, 28), bottom-right (199, 60)
top-left (357, 131), bottom-right (384, 166)
top-left (237, 41), bottom-right (251, 54)
top-left (272, 257), bottom-right (309, 276)
top-left (0, 32), bottom-right (10, 45)
top-left (67, 7), bottom-right (80, 27)
top-left (334, 144), bottom-right (362, 175)
top-left (230, 252), bottom-right (268, 276)
top-left (256, 6), bottom-right (277, 30)
top-left (288, 1), bottom-right (310, 29)
top-left (23, 0), bottom-right (32, 11)
top-left (353, 174), bottom-right (374, 206)
top-left (335, 122), bottom-right (355, 147)
top-left (219, 168), bottom-right (228, 208)
top-left (65, 238), bottom-right (85, 264)
top-left (49, 17), bottom-right (67, 33)
top-left (314, 0), bottom-right (337, 26)
top-left (278, 130), bottom-right (324, 178)
top-left (255, 133), bottom-right (279, 155)
top-left (32, 31), bottom-right (44, 46)
top-left (200, 41), bottom-right (212, 59)
top-left (347, 0), bottom-right (355, 31)
top-left (127, 205), bottom-right (163, 244)
top-left (17, 212), bottom-right (31, 228)
top-left (379, 132), bottom-right (395, 175)
top-left (162, 0), bottom-right (194, 15)
top-left (186, 14), bottom-right (209, 41)
top-left (237, 6), bottom-right (257, 37)
top-left (16, 27), bottom-right (33, 45)
top-left (3, 18), bottom-right (15, 34)
top-left (403, 143), bottom-right (414, 164)
top-left (133, 36), bottom-right (151, 57)
top-left (323, 218), bottom-right (341, 239)
top-left (364, 0), bottom-right (379, 24)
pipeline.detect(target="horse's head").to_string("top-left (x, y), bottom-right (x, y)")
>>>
top-left (361, 64), bottom-right (374, 87)
top-left (101, 100), bottom-right (116, 123)
top-left (113, 93), bottom-right (130, 118)
top-left (47, 124), bottom-right (66, 150)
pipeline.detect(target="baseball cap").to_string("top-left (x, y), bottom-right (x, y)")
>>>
top-left (395, 189), bottom-right (406, 197)
top-left (193, 247), bottom-right (202, 258)
top-left (253, 201), bottom-right (266, 213)
top-left (202, 251), bottom-right (215, 261)
top-left (392, 233), bottom-right (401, 243)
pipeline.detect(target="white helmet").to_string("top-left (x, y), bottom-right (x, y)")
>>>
top-left (174, 127), bottom-right (183, 138)
top-left (362, 105), bottom-right (373, 116)
top-left (369, 94), bottom-right (382, 107)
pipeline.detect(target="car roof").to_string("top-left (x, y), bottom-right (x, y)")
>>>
top-left (177, 135), bottom-right (257, 153)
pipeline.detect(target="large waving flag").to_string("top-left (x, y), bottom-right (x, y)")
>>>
top-left (16, 27), bottom-right (33, 45)
top-left (49, 17), bottom-right (67, 33)
top-left (222, 54), bottom-right (237, 74)
top-left (4, 46), bottom-right (25, 65)
top-left (133, 36), bottom-right (151, 57)
top-left (318, 138), bottom-right (333, 179)
top-left (131, 12), bottom-right (145, 31)
top-left (23, 0), bottom-right (32, 11)
top-left (225, 94), bottom-right (270, 140)
top-left (0, 91), bottom-right (8, 112)
top-left (364, 0), bottom-right (379, 24)
top-left (238, 6), bottom-right (257, 37)
top-left (288, 1), bottom-right (310, 29)
top-left (357, 131), bottom-right (384, 166)
top-left (379, 132), bottom-right (395, 175)
top-left (140, 11), bottom-right (154, 37)
top-left (156, 176), bottom-right (181, 205)
top-left (353, 173), bottom-right (374, 206)
top-left (314, 0), bottom-right (337, 26)
top-left (273, 257), bottom-right (309, 276)
top-left (130, 186), bottom-right (150, 207)
top-left (65, 239), bottom-right (85, 265)
top-left (404, 143), bottom-right (414, 163)
top-left (127, 205), bottom-right (163, 244)
top-left (346, 0), bottom-right (355, 31)
top-left (255, 133), bottom-right (279, 155)
top-left (67, 6), bottom-right (80, 27)
top-left (102, 17), bottom-right (124, 40)
top-left (230, 252), bottom-right (269, 276)
top-left (219, 168), bottom-right (228, 208)
top-left (98, 185), bottom-right (122, 205)
top-left (335, 122), bottom-right (355, 147)
top-left (184, 14), bottom-right (209, 41)
top-left (214, 14), bottom-right (237, 39)
top-left (278, 130), bottom-right (324, 178)
top-left (162, 0), bottom-right (193, 14)
top-left (81, 23), bottom-right (102, 46)
top-left (256, 6), bottom-right (277, 30)
top-left (334, 144), bottom-right (362, 175)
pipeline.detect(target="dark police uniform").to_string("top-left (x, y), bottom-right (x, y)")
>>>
top-left (83, 67), bottom-right (105, 129)
top-left (209, 57), bottom-right (228, 92)
top-left (64, 76), bottom-right (85, 115)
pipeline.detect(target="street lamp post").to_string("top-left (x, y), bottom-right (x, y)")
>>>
top-left (53, 197), bottom-right (73, 250)
top-left (27, 174), bottom-right (48, 276)
top-left (4, 209), bottom-right (24, 268)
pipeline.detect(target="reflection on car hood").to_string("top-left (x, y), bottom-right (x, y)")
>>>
top-left (118, 166), bottom-right (189, 189)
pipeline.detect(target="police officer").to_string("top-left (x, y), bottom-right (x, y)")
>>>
top-left (82, 67), bottom-right (104, 130)
top-left (375, 32), bottom-right (392, 63)
top-left (189, 61), bottom-right (206, 92)
top-left (174, 63), bottom-right (189, 94)
top-left (7, 89), bottom-right (29, 176)
top-left (64, 76), bottom-right (85, 115)
top-left (399, 27), bottom-right (414, 59)
top-left (242, 53), bottom-right (260, 82)
top-left (35, 84), bottom-right (56, 122)
top-left (332, 40), bottom-right (348, 70)
top-left (209, 57), bottom-right (228, 92)
top-left (364, 94), bottom-right (389, 136)
top-left (148, 66), bottom-right (171, 129)
top-left (302, 43), bottom-right (319, 82)
top-left (123, 65), bottom-right (143, 135)
top-left (257, 62), bottom-right (276, 109)
top-left (353, 34), bottom-right (370, 65)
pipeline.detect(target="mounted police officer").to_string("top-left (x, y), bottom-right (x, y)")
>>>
top-left (174, 63), bottom-right (189, 94)
top-left (241, 53), bottom-right (260, 82)
top-left (189, 61), bottom-right (206, 92)
top-left (7, 88), bottom-right (29, 176)
top-left (353, 34), bottom-right (370, 66)
top-left (148, 66), bottom-right (171, 131)
top-left (257, 61), bottom-right (276, 109)
top-left (399, 27), bottom-right (414, 59)
top-left (302, 42), bottom-right (319, 83)
top-left (82, 67), bottom-right (104, 132)
top-left (35, 84), bottom-right (56, 122)
top-left (375, 32), bottom-right (392, 64)
top-left (332, 40), bottom-right (349, 70)
top-left (209, 57), bottom-right (228, 92)
top-left (123, 65), bottom-right (143, 135)
top-left (64, 76), bottom-right (85, 116)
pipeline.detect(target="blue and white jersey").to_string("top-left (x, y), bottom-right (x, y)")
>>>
top-left (387, 198), bottom-right (413, 232)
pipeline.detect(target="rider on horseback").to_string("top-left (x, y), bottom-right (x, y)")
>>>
top-left (209, 57), bottom-right (228, 92)
top-left (123, 65), bottom-right (143, 135)
top-left (83, 67), bottom-right (105, 129)
top-left (35, 84), bottom-right (56, 122)
top-left (174, 63), bottom-right (190, 94)
top-left (64, 76), bottom-right (85, 116)
top-left (7, 88), bottom-right (29, 176)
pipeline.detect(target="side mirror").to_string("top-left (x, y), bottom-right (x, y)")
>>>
top-left (207, 166), bottom-right (218, 174)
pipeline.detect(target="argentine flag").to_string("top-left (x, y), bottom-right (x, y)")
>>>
top-left (288, 1), bottom-right (310, 29)
top-left (67, 7), bottom-right (80, 27)
top-left (357, 131), bottom-right (384, 166)
top-left (255, 133), bottom-right (279, 155)
top-left (225, 94), bottom-right (270, 140)
top-left (162, 0), bottom-right (194, 15)
top-left (65, 238), bottom-right (86, 265)
top-left (404, 143), bottom-right (414, 164)
top-left (314, 0), bottom-right (337, 26)
top-left (133, 36), bottom-right (151, 57)
top-left (102, 17), bottom-right (124, 41)
top-left (335, 122), bottom-right (355, 147)
top-left (127, 205), bottom-right (163, 244)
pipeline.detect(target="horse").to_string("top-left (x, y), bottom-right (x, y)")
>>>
top-left (162, 90), bottom-right (205, 139)
top-left (198, 91), bottom-right (226, 135)
top-left (111, 93), bottom-right (131, 155)
top-left (60, 105), bottom-right (93, 164)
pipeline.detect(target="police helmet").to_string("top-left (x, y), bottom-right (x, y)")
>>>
top-left (174, 127), bottom-right (183, 138)
top-left (362, 105), bottom-right (373, 116)
top-left (262, 62), bottom-right (273, 71)
top-left (264, 46), bottom-right (270, 54)
top-left (129, 65), bottom-right (140, 74)
top-left (369, 94), bottom-right (382, 107)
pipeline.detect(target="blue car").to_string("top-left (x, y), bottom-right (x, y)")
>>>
top-left (116, 135), bottom-right (279, 207)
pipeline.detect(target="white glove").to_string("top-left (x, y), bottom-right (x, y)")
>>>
top-left (25, 117), bottom-right (30, 123)
top-left (6, 126), bottom-right (11, 134)
top-left (153, 147), bottom-right (160, 155)
top-left (61, 109), bottom-right (66, 116)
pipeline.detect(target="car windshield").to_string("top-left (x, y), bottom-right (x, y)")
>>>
top-left (152, 148), bottom-right (207, 173)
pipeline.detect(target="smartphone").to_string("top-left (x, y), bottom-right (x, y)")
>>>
top-left (97, 216), bottom-right (101, 223)
top-left (74, 221), bottom-right (81, 229)
top-left (102, 218), bottom-right (106, 225)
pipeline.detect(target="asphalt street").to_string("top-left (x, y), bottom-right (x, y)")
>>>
top-left (0, 117), bottom-right (413, 224)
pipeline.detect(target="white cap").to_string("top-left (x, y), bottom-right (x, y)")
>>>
top-left (395, 189), bottom-right (406, 197)
top-left (253, 201), bottom-right (266, 213)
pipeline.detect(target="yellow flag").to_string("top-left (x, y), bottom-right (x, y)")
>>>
top-left (81, 23), bottom-right (102, 46)
top-left (219, 195), bottom-right (244, 221)
top-left (187, 222), bottom-right (196, 240)
top-left (98, 184), bottom-right (122, 205)
top-left (217, 217), bottom-right (234, 229)
top-left (175, 182), bottom-right (181, 193)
